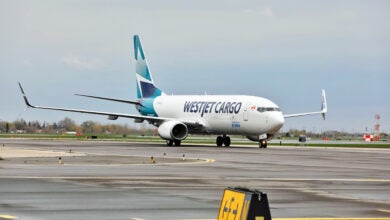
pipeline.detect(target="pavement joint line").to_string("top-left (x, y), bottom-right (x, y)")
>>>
top-left (0, 158), bottom-right (215, 167)
top-left (0, 176), bottom-right (388, 182)
top-left (80, 151), bottom-right (216, 164)
top-left (0, 176), bottom-right (219, 180)
top-left (274, 219), bottom-right (390, 220)
top-left (183, 219), bottom-right (390, 220)
top-left (235, 178), bottom-right (390, 182)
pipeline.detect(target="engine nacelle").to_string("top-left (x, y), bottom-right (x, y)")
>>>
top-left (134, 118), bottom-right (144, 123)
top-left (158, 121), bottom-right (188, 141)
top-left (107, 115), bottom-right (118, 120)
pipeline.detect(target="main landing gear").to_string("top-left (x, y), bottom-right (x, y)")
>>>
top-left (259, 139), bottom-right (267, 148)
top-left (216, 134), bottom-right (231, 147)
top-left (166, 140), bottom-right (181, 146)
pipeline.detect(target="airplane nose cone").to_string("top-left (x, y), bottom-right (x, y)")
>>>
top-left (271, 113), bottom-right (284, 132)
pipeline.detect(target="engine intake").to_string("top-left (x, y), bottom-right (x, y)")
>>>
top-left (158, 121), bottom-right (188, 141)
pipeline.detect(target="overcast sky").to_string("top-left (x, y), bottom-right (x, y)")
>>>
top-left (1, 0), bottom-right (389, 133)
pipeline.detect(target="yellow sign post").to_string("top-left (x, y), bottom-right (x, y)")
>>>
top-left (218, 187), bottom-right (271, 220)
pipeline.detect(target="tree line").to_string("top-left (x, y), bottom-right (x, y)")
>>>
top-left (0, 117), bottom-right (155, 135)
top-left (0, 118), bottom-right (387, 139)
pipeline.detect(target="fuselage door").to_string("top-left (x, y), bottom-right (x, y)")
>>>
top-left (243, 104), bottom-right (249, 121)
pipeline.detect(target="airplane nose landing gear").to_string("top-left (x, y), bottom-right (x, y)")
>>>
top-left (259, 139), bottom-right (267, 148)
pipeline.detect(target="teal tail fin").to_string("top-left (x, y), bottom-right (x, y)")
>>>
top-left (134, 35), bottom-right (163, 99)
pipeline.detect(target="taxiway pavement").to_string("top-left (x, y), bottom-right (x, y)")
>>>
top-left (0, 139), bottom-right (389, 219)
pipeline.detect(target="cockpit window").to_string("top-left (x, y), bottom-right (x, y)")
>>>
top-left (257, 107), bottom-right (281, 113)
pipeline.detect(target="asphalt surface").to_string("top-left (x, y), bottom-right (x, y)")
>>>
top-left (0, 139), bottom-right (389, 220)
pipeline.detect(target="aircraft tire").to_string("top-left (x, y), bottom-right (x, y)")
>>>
top-left (223, 136), bottom-right (231, 147)
top-left (259, 139), bottom-right (267, 148)
top-left (167, 140), bottom-right (174, 146)
top-left (216, 136), bottom-right (223, 147)
top-left (174, 140), bottom-right (181, 146)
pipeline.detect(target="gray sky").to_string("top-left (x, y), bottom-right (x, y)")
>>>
top-left (1, 0), bottom-right (389, 133)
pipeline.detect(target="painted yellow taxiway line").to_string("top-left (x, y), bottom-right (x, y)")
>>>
top-left (0, 215), bottom-right (18, 219)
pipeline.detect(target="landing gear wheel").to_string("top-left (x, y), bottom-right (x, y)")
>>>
top-left (174, 140), bottom-right (181, 146)
top-left (216, 136), bottom-right (223, 147)
top-left (259, 139), bottom-right (267, 148)
top-left (166, 140), bottom-right (174, 146)
top-left (223, 136), bottom-right (231, 147)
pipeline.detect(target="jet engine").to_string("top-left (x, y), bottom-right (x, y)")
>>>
top-left (158, 121), bottom-right (188, 141)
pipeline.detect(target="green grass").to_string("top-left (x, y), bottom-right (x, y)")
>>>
top-left (0, 133), bottom-right (389, 148)
top-left (0, 133), bottom-right (85, 139)
top-left (274, 143), bottom-right (390, 148)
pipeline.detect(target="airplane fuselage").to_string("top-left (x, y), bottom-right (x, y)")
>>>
top-left (138, 95), bottom-right (284, 136)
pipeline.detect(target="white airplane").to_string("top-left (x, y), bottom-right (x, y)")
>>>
top-left (19, 35), bottom-right (327, 148)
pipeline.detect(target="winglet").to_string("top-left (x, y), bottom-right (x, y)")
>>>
top-left (321, 89), bottom-right (327, 120)
top-left (283, 89), bottom-right (329, 119)
top-left (18, 82), bottom-right (34, 108)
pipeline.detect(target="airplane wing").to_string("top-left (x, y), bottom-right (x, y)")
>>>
top-left (283, 89), bottom-right (327, 120)
top-left (74, 94), bottom-right (142, 106)
top-left (18, 83), bottom-right (203, 128)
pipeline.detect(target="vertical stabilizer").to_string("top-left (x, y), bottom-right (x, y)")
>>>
top-left (134, 35), bottom-right (163, 99)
